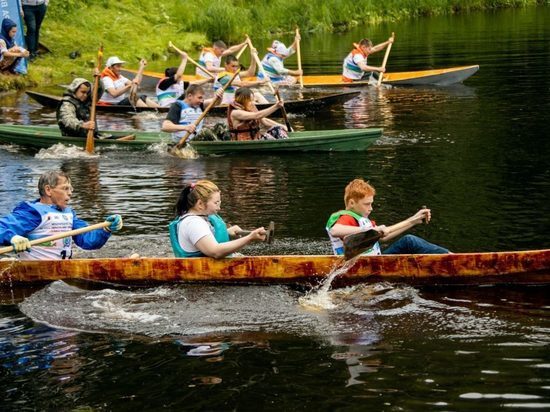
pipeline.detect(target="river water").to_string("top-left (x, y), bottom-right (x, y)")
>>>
top-left (1, 7), bottom-right (549, 410)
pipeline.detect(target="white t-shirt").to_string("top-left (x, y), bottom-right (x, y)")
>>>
top-left (177, 215), bottom-right (214, 253)
top-left (100, 75), bottom-right (130, 104)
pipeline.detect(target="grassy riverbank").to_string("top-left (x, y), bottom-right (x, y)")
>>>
top-left (0, 0), bottom-right (543, 91)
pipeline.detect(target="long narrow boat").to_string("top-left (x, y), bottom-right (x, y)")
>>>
top-left (1, 250), bottom-right (548, 287)
top-left (25, 90), bottom-right (361, 115)
top-left (189, 128), bottom-right (381, 154)
top-left (0, 124), bottom-right (170, 149)
top-left (122, 65), bottom-right (479, 89)
top-left (0, 125), bottom-right (382, 153)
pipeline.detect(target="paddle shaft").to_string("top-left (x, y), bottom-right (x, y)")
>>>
top-left (274, 89), bottom-right (292, 132)
top-left (247, 38), bottom-right (277, 95)
top-left (236, 40), bottom-right (248, 59)
top-left (86, 45), bottom-right (103, 154)
top-left (175, 69), bottom-right (241, 149)
top-left (295, 28), bottom-right (304, 88)
top-left (129, 60), bottom-right (146, 107)
top-left (169, 42), bottom-right (215, 79)
top-left (377, 32), bottom-right (394, 87)
top-left (235, 221), bottom-right (275, 244)
top-left (0, 221), bottom-right (110, 255)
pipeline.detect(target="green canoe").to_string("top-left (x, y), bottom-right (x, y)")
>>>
top-left (0, 125), bottom-right (170, 150)
top-left (0, 125), bottom-right (382, 153)
top-left (189, 128), bottom-right (382, 154)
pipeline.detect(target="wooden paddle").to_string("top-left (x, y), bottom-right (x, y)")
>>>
top-left (169, 42), bottom-right (216, 79)
top-left (173, 69), bottom-right (241, 150)
top-left (86, 45), bottom-right (103, 154)
top-left (246, 37), bottom-right (277, 95)
top-left (343, 218), bottom-right (414, 260)
top-left (274, 88), bottom-right (293, 132)
top-left (377, 32), bottom-right (395, 87)
top-left (246, 38), bottom-right (290, 129)
top-left (129, 58), bottom-right (147, 108)
top-left (236, 38), bottom-right (249, 59)
top-left (235, 221), bottom-right (275, 244)
top-left (0, 221), bottom-right (111, 255)
top-left (295, 27), bottom-right (304, 88)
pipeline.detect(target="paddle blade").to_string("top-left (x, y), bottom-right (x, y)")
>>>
top-left (343, 229), bottom-right (381, 260)
top-left (266, 221), bottom-right (275, 244)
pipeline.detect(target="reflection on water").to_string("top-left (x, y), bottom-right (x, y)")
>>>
top-left (1, 6), bottom-right (550, 410)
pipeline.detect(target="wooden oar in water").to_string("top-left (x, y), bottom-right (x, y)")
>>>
top-left (171, 69), bottom-right (240, 154)
top-left (377, 32), bottom-right (395, 87)
top-left (235, 221), bottom-right (275, 244)
top-left (168, 42), bottom-right (216, 80)
top-left (274, 88), bottom-right (293, 132)
top-left (86, 45), bottom-right (103, 154)
top-left (0, 221), bottom-right (111, 255)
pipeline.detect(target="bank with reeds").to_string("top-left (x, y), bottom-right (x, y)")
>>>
top-left (0, 0), bottom-right (543, 92)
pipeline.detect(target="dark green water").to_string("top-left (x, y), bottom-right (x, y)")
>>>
top-left (1, 7), bottom-right (549, 410)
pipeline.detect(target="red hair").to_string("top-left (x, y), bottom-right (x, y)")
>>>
top-left (344, 178), bottom-right (375, 207)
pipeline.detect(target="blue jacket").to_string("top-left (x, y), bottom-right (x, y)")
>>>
top-left (0, 200), bottom-right (110, 250)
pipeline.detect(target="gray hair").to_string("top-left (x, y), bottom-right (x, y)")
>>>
top-left (38, 171), bottom-right (71, 196)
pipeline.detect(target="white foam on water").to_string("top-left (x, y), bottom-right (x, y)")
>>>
top-left (460, 393), bottom-right (541, 400)
top-left (35, 143), bottom-right (98, 159)
top-left (91, 299), bottom-right (163, 323)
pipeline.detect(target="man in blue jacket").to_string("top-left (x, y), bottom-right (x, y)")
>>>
top-left (0, 170), bottom-right (123, 260)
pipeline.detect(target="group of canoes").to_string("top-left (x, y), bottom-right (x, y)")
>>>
top-left (54, 33), bottom-right (399, 146)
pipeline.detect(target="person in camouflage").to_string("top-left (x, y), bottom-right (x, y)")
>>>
top-left (56, 76), bottom-right (102, 138)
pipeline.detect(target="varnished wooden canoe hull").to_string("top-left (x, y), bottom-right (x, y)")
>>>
top-left (122, 65), bottom-right (479, 89)
top-left (1, 250), bottom-right (548, 287)
top-left (25, 90), bottom-right (361, 115)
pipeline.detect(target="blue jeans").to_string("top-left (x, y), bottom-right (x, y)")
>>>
top-left (23, 3), bottom-right (48, 55)
top-left (382, 234), bottom-right (449, 254)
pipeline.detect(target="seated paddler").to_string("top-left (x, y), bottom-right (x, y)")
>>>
top-left (0, 170), bottom-right (123, 260)
top-left (326, 178), bottom-right (450, 256)
top-left (228, 87), bottom-right (287, 141)
top-left (56, 74), bottom-right (103, 138)
top-left (342, 36), bottom-right (394, 83)
top-left (170, 179), bottom-right (266, 258)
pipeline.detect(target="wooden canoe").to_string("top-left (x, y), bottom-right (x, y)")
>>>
top-left (0, 124), bottom-right (382, 153)
top-left (25, 90), bottom-right (361, 115)
top-left (122, 65), bottom-right (479, 89)
top-left (0, 250), bottom-right (548, 287)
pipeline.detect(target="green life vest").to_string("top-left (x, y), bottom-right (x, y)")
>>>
top-left (169, 214), bottom-right (230, 258)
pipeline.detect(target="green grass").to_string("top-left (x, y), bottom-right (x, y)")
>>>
top-left (0, 0), bottom-right (542, 90)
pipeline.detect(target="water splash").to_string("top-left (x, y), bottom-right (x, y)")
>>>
top-left (35, 144), bottom-right (98, 159)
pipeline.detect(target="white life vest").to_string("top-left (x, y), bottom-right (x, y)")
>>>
top-left (342, 49), bottom-right (368, 81)
top-left (326, 210), bottom-right (381, 256)
top-left (156, 78), bottom-right (185, 107)
top-left (18, 202), bottom-right (74, 261)
top-left (196, 48), bottom-right (221, 78)
top-left (172, 100), bottom-right (204, 142)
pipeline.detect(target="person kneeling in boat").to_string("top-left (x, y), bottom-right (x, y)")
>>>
top-left (0, 170), bottom-right (123, 260)
top-left (161, 84), bottom-right (224, 144)
top-left (170, 180), bottom-right (266, 258)
top-left (215, 54), bottom-right (268, 105)
top-left (342, 36), bottom-right (393, 83)
top-left (228, 87), bottom-right (288, 141)
top-left (99, 56), bottom-right (159, 108)
top-left (326, 178), bottom-right (450, 255)
top-left (56, 75), bottom-right (104, 138)
top-left (258, 34), bottom-right (302, 86)
top-left (0, 18), bottom-right (29, 75)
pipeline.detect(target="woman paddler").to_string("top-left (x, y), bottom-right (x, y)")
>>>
top-left (169, 180), bottom-right (266, 258)
top-left (227, 87), bottom-right (287, 141)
